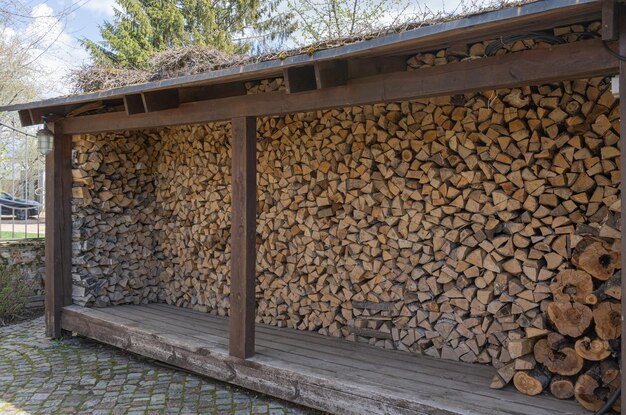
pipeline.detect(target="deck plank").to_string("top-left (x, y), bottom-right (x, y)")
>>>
top-left (109, 305), bottom-right (573, 415)
top-left (120, 304), bottom-right (583, 414)
top-left (61, 304), bottom-right (584, 415)
top-left (147, 303), bottom-right (494, 381)
top-left (121, 304), bottom-right (492, 383)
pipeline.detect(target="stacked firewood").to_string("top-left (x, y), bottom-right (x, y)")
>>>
top-left (69, 24), bottom-right (619, 411)
top-left (147, 74), bottom-right (619, 368)
top-left (500, 237), bottom-right (621, 411)
top-left (71, 132), bottom-right (163, 307)
top-left (153, 122), bottom-right (234, 315)
top-left (407, 22), bottom-right (601, 70)
top-left (71, 74), bottom-right (618, 373)
top-left (246, 77), bottom-right (285, 94)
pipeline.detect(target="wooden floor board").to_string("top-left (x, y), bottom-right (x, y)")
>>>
top-left (61, 304), bottom-right (584, 415)
top-left (132, 304), bottom-right (491, 384)
top-left (79, 306), bottom-right (532, 415)
top-left (147, 303), bottom-right (494, 380)
top-left (123, 304), bottom-right (582, 414)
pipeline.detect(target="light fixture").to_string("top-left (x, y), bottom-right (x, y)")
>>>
top-left (37, 118), bottom-right (54, 156)
top-left (611, 75), bottom-right (620, 99)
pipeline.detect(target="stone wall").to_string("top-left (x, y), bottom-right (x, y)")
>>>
top-left (0, 239), bottom-right (45, 307)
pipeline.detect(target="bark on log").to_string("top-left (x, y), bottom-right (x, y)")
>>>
top-left (514, 366), bottom-right (552, 396)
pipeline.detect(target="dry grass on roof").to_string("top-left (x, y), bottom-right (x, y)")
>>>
top-left (70, 0), bottom-right (534, 94)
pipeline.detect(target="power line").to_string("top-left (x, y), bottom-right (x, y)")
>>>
top-left (0, 122), bottom-right (37, 138)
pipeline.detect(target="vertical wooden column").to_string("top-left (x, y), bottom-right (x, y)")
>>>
top-left (619, 5), bottom-right (626, 412)
top-left (44, 123), bottom-right (73, 338)
top-left (229, 116), bottom-right (257, 358)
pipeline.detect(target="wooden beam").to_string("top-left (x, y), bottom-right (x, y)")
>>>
top-left (18, 110), bottom-right (34, 126)
top-left (603, 0), bottom-right (618, 40)
top-left (229, 116), bottom-right (256, 359)
top-left (124, 94), bottom-right (146, 115)
top-left (61, 39), bottom-right (618, 135)
top-left (315, 60), bottom-right (348, 89)
top-left (178, 82), bottom-right (247, 103)
top-left (283, 66), bottom-right (317, 93)
top-left (618, 4), bottom-right (626, 411)
top-left (45, 123), bottom-right (73, 338)
top-left (347, 56), bottom-right (406, 79)
top-left (141, 89), bottom-right (180, 112)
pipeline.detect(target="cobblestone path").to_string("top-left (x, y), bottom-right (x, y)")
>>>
top-left (0, 318), bottom-right (320, 415)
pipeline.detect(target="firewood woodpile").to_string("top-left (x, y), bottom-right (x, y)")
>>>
top-left (506, 239), bottom-right (621, 412)
top-left (69, 21), bottom-right (619, 412)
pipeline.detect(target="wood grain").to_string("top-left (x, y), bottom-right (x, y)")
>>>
top-left (229, 116), bottom-right (257, 359)
top-left (61, 304), bottom-right (585, 415)
top-left (45, 125), bottom-right (72, 338)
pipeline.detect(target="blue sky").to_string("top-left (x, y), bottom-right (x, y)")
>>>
top-left (20, 0), bottom-right (466, 97)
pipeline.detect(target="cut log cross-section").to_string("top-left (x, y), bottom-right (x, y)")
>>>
top-left (574, 360), bottom-right (621, 412)
top-left (534, 335), bottom-right (583, 376)
top-left (547, 301), bottom-right (593, 337)
top-left (550, 376), bottom-right (575, 400)
top-left (574, 337), bottom-right (612, 361)
top-left (593, 302), bottom-right (621, 340)
top-left (572, 237), bottom-right (620, 281)
top-left (550, 270), bottom-right (594, 304)
top-left (514, 366), bottom-right (553, 396)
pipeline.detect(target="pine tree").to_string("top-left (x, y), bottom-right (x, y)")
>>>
top-left (82, 0), bottom-right (294, 68)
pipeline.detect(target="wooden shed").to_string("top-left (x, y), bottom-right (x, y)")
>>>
top-left (2, 0), bottom-right (625, 413)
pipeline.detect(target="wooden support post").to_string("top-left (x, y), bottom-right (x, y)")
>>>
top-left (229, 116), bottom-right (256, 359)
top-left (618, 4), bottom-right (626, 406)
top-left (603, 0), bottom-right (618, 41)
top-left (44, 123), bottom-right (73, 338)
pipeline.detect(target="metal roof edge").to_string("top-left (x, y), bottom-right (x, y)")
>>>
top-left (0, 0), bottom-right (599, 113)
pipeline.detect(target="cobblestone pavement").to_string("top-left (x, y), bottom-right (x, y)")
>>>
top-left (0, 318), bottom-right (321, 415)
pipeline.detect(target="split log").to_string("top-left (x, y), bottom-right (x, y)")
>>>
top-left (588, 273), bottom-right (622, 304)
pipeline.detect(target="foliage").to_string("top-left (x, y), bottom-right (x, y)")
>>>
top-left (82, 0), bottom-right (296, 68)
top-left (286, 0), bottom-right (411, 44)
top-left (0, 261), bottom-right (30, 324)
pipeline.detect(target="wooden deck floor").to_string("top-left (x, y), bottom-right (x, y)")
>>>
top-left (61, 304), bottom-right (584, 415)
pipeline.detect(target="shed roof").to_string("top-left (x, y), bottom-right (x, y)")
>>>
top-left (2, 0), bottom-right (601, 127)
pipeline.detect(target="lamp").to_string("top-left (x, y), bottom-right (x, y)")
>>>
top-left (36, 120), bottom-right (54, 156)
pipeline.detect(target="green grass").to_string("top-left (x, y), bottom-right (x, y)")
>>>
top-left (0, 231), bottom-right (42, 239)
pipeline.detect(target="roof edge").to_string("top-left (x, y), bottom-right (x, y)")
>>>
top-left (0, 0), bottom-right (600, 113)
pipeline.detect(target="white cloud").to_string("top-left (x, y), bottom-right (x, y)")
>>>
top-left (24, 3), bottom-right (91, 97)
top-left (82, 0), bottom-right (116, 17)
